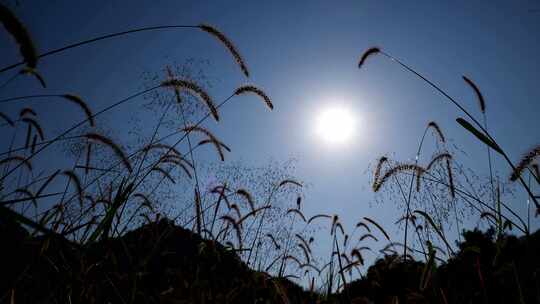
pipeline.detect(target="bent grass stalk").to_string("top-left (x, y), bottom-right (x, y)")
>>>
top-left (0, 25), bottom-right (193, 73)
top-left (3, 81), bottom-right (250, 216)
top-left (405, 170), bottom-right (527, 234)
top-left (358, 47), bottom-right (540, 209)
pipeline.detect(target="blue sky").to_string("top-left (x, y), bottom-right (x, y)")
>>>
top-left (1, 0), bottom-right (539, 279)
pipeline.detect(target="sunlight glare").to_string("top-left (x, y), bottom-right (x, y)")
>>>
top-left (315, 106), bottom-right (356, 145)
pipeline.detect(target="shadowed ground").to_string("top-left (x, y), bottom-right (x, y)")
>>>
top-left (2, 214), bottom-right (540, 303)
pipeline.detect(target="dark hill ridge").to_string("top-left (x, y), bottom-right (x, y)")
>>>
top-left (2, 216), bottom-right (540, 303)
top-left (339, 228), bottom-right (540, 303)
top-left (1, 218), bottom-right (314, 303)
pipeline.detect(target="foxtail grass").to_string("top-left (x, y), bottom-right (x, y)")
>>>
top-left (162, 78), bottom-right (219, 121)
top-left (510, 145), bottom-right (540, 182)
top-left (416, 152), bottom-right (452, 192)
top-left (234, 85), bottom-right (274, 110)
top-left (427, 121), bottom-right (445, 143)
top-left (308, 214), bottom-right (331, 225)
top-left (199, 24), bottom-right (249, 78)
top-left (359, 233), bottom-right (378, 242)
top-left (373, 163), bottom-right (425, 192)
top-left (19, 107), bottom-right (36, 117)
top-left (237, 206), bottom-right (270, 225)
top-left (220, 215), bottom-right (242, 248)
top-left (21, 117), bottom-right (44, 140)
top-left (20, 67), bottom-right (46, 88)
top-left (84, 133), bottom-right (132, 172)
top-left (463, 75), bottom-right (486, 113)
top-left (363, 217), bottom-right (390, 240)
top-left (62, 95), bottom-right (94, 126)
top-left (350, 249), bottom-right (364, 266)
top-left (0, 3), bottom-right (38, 68)
top-left (298, 243), bottom-right (311, 263)
top-left (236, 189), bottom-right (256, 211)
top-left (372, 156), bottom-right (388, 191)
top-left (182, 125), bottom-right (227, 161)
top-left (355, 221), bottom-right (371, 233)
top-left (358, 47), bottom-right (380, 69)
top-left (358, 46), bottom-right (540, 210)
top-left (150, 166), bottom-right (176, 184)
top-left (287, 208), bottom-right (307, 222)
top-left (296, 234), bottom-right (312, 254)
top-left (278, 179), bottom-right (303, 188)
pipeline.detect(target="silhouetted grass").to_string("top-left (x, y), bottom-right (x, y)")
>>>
top-left (0, 5), bottom-right (538, 304)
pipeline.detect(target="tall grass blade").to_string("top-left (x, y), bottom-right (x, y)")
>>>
top-left (456, 118), bottom-right (502, 155)
top-left (413, 210), bottom-right (454, 254)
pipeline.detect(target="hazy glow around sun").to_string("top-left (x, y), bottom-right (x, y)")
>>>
top-left (315, 106), bottom-right (356, 145)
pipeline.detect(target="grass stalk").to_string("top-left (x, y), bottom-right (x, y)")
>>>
top-left (363, 49), bottom-right (540, 209)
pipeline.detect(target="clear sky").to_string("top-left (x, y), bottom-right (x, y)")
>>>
top-left (1, 0), bottom-right (539, 279)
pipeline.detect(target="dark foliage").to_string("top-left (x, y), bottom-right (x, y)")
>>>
top-left (0, 217), bottom-right (317, 303)
top-left (340, 228), bottom-right (540, 304)
top-left (3, 212), bottom-right (540, 303)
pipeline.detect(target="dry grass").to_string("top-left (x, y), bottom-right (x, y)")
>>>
top-left (463, 75), bottom-right (486, 113)
top-left (162, 78), bottom-right (219, 121)
top-left (198, 138), bottom-right (231, 153)
top-left (425, 153), bottom-right (452, 171)
top-left (1, 7), bottom-right (538, 302)
top-left (151, 166), bottom-right (176, 184)
top-left (363, 217), bottom-right (390, 241)
top-left (358, 47), bottom-right (380, 69)
top-left (234, 85), bottom-right (274, 110)
top-left (298, 243), bottom-right (311, 263)
top-left (181, 125), bottom-right (227, 161)
top-left (373, 163), bottom-right (425, 192)
top-left (84, 132), bottom-right (133, 172)
top-left (372, 156), bottom-right (388, 191)
top-left (199, 24), bottom-right (249, 78)
top-left (0, 3), bottom-right (38, 68)
top-left (237, 206), bottom-right (270, 225)
top-left (236, 189), bottom-right (256, 211)
top-left (308, 214), bottom-right (331, 225)
top-left (287, 208), bottom-right (307, 222)
top-left (416, 152), bottom-right (452, 192)
top-left (62, 95), bottom-right (94, 126)
top-left (20, 67), bottom-right (46, 88)
top-left (359, 233), bottom-right (378, 242)
top-left (21, 117), bottom-right (44, 140)
top-left (296, 234), bottom-right (312, 254)
top-left (427, 121), bottom-right (445, 143)
top-left (220, 215), bottom-right (242, 248)
top-left (510, 145), bottom-right (540, 182)
top-left (355, 221), bottom-right (371, 233)
top-left (350, 249), bottom-right (364, 266)
top-left (278, 179), bottom-right (303, 188)
top-left (19, 107), bottom-right (36, 117)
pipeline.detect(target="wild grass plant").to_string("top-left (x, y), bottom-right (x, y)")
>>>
top-left (0, 3), bottom-right (539, 303)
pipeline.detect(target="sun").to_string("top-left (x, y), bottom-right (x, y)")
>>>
top-left (315, 106), bottom-right (356, 145)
